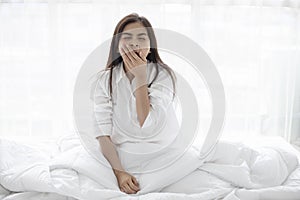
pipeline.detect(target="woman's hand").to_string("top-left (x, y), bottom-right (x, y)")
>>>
top-left (114, 169), bottom-right (140, 194)
top-left (120, 43), bottom-right (147, 80)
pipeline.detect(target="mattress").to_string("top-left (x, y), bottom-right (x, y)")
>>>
top-left (0, 133), bottom-right (300, 200)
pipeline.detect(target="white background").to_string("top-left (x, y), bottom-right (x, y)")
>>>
top-left (0, 0), bottom-right (299, 146)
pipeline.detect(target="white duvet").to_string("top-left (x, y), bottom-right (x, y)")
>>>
top-left (1, 134), bottom-right (300, 200)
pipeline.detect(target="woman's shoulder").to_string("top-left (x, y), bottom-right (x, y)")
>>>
top-left (95, 65), bottom-right (121, 91)
top-left (97, 68), bottom-right (110, 80)
top-left (94, 68), bottom-right (111, 93)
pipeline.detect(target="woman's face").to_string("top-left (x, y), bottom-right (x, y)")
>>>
top-left (118, 22), bottom-right (151, 59)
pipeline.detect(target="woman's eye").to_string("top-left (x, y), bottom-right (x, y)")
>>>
top-left (138, 38), bottom-right (146, 41)
top-left (123, 37), bottom-right (131, 40)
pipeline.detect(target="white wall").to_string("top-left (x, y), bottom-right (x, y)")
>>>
top-left (0, 0), bottom-right (299, 143)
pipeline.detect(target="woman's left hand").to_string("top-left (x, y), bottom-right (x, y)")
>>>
top-left (120, 44), bottom-right (147, 79)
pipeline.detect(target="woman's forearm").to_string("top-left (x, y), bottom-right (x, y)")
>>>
top-left (134, 76), bottom-right (150, 127)
top-left (97, 136), bottom-right (125, 175)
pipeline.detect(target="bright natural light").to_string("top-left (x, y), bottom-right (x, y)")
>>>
top-left (1, 1), bottom-right (300, 199)
top-left (1, 1), bottom-right (299, 144)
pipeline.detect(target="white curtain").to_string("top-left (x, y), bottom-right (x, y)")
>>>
top-left (0, 0), bottom-right (299, 144)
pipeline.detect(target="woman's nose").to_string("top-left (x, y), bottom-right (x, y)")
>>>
top-left (129, 43), bottom-right (139, 49)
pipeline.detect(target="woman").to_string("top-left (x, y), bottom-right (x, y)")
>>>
top-left (93, 13), bottom-right (180, 194)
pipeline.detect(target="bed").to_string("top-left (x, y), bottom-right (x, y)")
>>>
top-left (1, 133), bottom-right (300, 200)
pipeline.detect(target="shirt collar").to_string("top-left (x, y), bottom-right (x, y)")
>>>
top-left (115, 61), bottom-right (126, 84)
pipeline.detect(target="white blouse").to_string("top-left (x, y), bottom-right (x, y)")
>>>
top-left (93, 61), bottom-right (180, 153)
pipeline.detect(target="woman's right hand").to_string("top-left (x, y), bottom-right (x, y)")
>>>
top-left (114, 169), bottom-right (140, 194)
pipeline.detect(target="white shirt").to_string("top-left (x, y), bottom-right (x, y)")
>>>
top-left (93, 61), bottom-right (180, 154)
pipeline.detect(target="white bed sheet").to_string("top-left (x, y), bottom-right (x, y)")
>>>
top-left (1, 133), bottom-right (300, 200)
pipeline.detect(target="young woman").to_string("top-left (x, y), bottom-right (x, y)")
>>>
top-left (93, 13), bottom-right (180, 194)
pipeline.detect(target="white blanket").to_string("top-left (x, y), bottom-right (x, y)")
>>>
top-left (1, 134), bottom-right (300, 200)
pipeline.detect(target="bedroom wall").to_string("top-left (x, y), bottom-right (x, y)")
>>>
top-left (0, 0), bottom-right (299, 145)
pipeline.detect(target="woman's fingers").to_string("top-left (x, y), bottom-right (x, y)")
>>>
top-left (116, 171), bottom-right (140, 194)
top-left (123, 44), bottom-right (146, 65)
top-left (121, 44), bottom-right (147, 78)
top-left (120, 46), bottom-right (132, 62)
top-left (124, 49), bottom-right (135, 63)
top-left (123, 183), bottom-right (136, 194)
top-left (140, 50), bottom-right (148, 61)
top-left (123, 56), bottom-right (133, 72)
top-left (121, 45), bottom-right (134, 62)
top-left (132, 176), bottom-right (140, 187)
top-left (121, 46), bottom-right (135, 70)
top-left (120, 187), bottom-right (125, 193)
top-left (128, 178), bottom-right (140, 191)
top-left (123, 44), bottom-right (140, 61)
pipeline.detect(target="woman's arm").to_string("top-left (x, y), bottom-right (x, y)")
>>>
top-left (120, 44), bottom-right (150, 127)
top-left (129, 67), bottom-right (174, 132)
top-left (97, 135), bottom-right (124, 173)
top-left (133, 76), bottom-right (150, 127)
top-left (96, 136), bottom-right (140, 194)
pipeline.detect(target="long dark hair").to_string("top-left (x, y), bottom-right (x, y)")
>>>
top-left (105, 13), bottom-right (176, 98)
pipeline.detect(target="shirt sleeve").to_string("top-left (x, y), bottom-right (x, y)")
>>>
top-left (93, 70), bottom-right (113, 138)
top-left (130, 67), bottom-right (174, 132)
